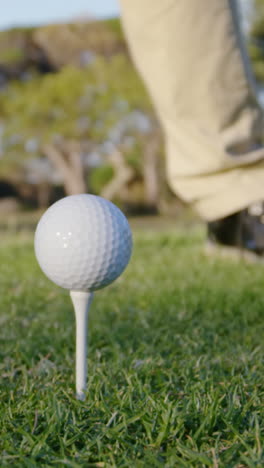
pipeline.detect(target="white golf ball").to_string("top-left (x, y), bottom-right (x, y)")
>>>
top-left (34, 194), bottom-right (132, 291)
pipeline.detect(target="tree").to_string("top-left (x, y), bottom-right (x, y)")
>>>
top-left (1, 55), bottom-right (158, 205)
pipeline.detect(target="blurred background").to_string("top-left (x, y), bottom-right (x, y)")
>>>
top-left (0, 0), bottom-right (263, 231)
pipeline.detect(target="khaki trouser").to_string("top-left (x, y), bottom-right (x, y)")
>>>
top-left (119, 0), bottom-right (264, 220)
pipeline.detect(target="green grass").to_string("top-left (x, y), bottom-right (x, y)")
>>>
top-left (1, 228), bottom-right (264, 467)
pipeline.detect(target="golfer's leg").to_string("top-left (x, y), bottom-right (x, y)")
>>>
top-left (119, 0), bottom-right (264, 221)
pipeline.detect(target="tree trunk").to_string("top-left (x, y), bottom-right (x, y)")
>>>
top-left (43, 141), bottom-right (87, 195)
top-left (101, 148), bottom-right (135, 201)
top-left (143, 131), bottom-right (160, 212)
top-left (37, 181), bottom-right (52, 208)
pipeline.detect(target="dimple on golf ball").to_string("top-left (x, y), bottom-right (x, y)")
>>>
top-left (34, 194), bottom-right (132, 291)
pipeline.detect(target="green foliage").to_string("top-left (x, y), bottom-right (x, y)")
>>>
top-left (1, 55), bottom-right (152, 167)
top-left (253, 0), bottom-right (264, 29)
top-left (252, 60), bottom-right (264, 81)
top-left (126, 141), bottom-right (145, 172)
top-left (104, 17), bottom-right (125, 41)
top-left (0, 27), bottom-right (33, 67)
top-left (1, 228), bottom-right (264, 466)
top-left (0, 19), bottom-right (157, 206)
top-left (89, 164), bottom-right (114, 194)
top-left (0, 47), bottom-right (24, 64)
top-left (250, 0), bottom-right (264, 80)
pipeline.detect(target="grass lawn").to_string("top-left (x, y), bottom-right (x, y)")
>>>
top-left (0, 226), bottom-right (264, 467)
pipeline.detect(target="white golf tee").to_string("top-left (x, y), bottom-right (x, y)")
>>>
top-left (70, 290), bottom-right (94, 401)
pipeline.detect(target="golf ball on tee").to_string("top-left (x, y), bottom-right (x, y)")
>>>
top-left (34, 194), bottom-right (132, 291)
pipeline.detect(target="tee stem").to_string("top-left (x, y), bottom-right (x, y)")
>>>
top-left (70, 290), bottom-right (94, 400)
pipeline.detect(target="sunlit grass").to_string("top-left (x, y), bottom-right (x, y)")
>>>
top-left (0, 229), bottom-right (264, 467)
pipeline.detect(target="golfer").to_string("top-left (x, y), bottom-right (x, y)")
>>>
top-left (119, 0), bottom-right (264, 254)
